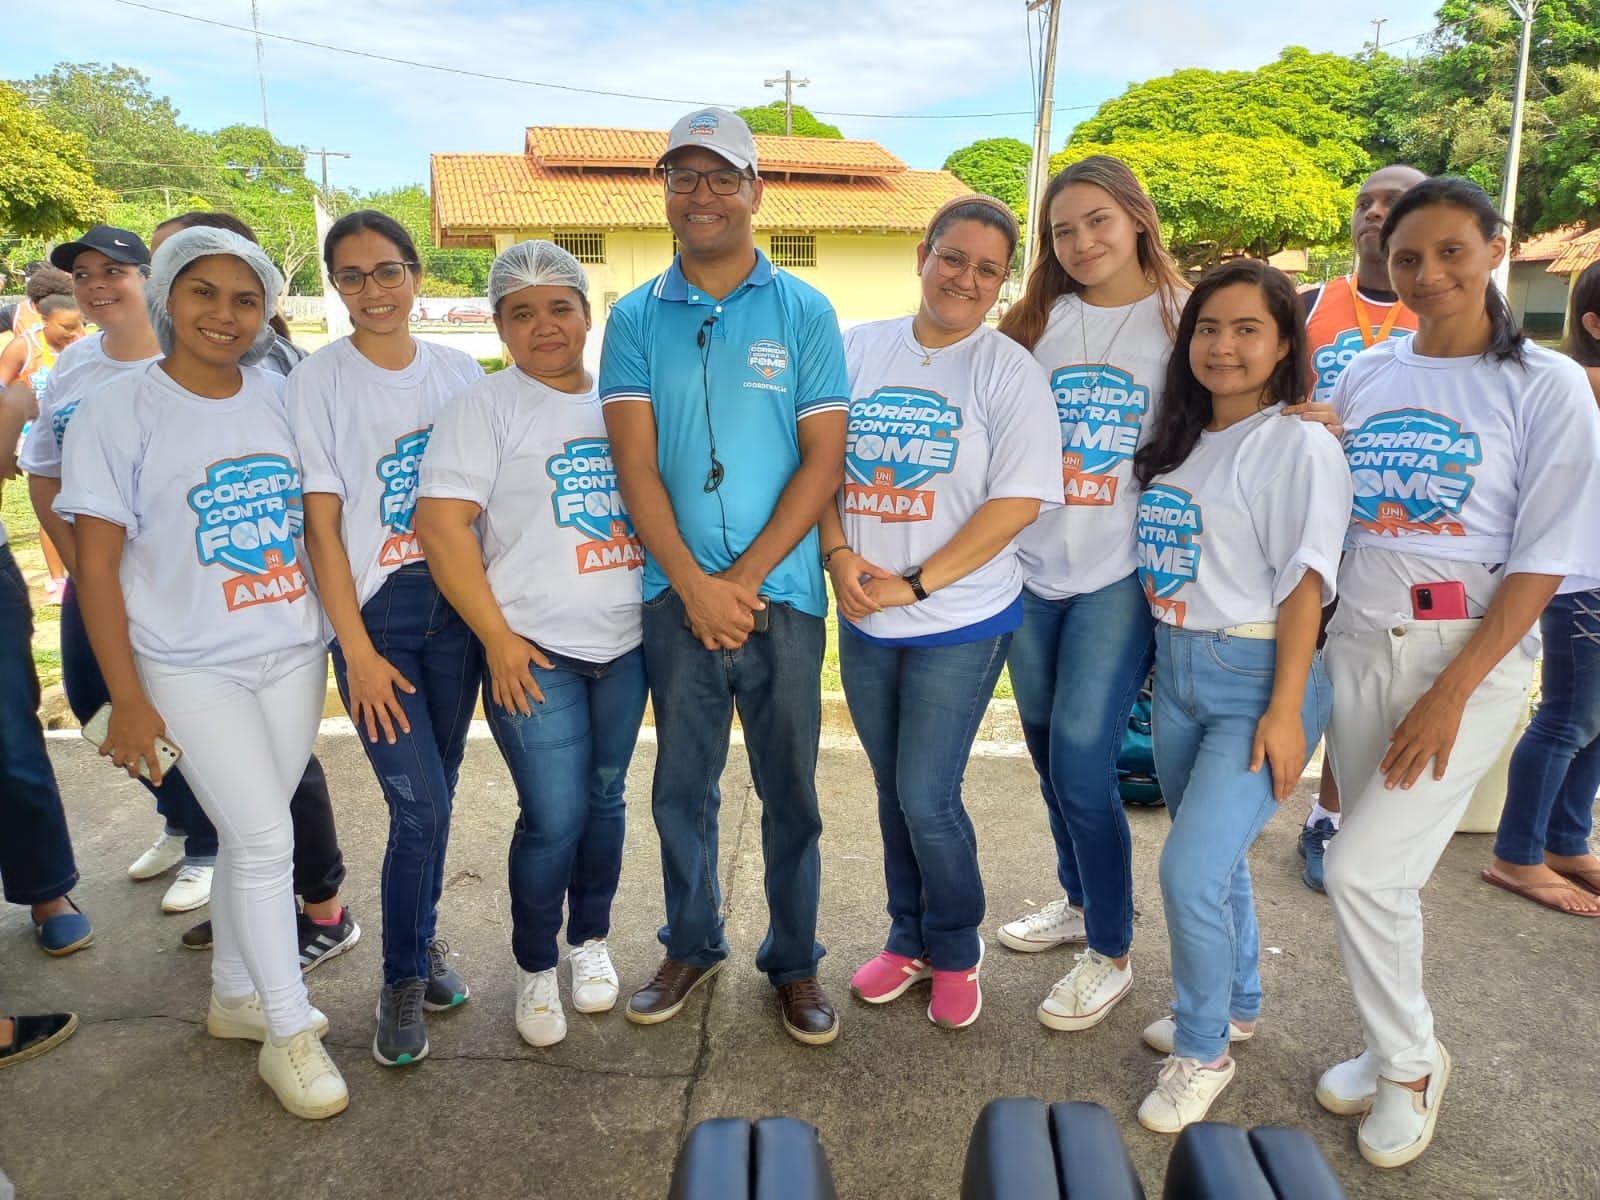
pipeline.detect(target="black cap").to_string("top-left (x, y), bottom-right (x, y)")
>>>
top-left (50, 226), bottom-right (151, 271)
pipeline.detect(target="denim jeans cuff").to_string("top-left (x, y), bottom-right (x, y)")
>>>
top-left (767, 964), bottom-right (823, 988)
top-left (3, 869), bottom-right (79, 907)
top-left (184, 854), bottom-right (218, 869)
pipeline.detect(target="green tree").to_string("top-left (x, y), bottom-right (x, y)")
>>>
top-left (1052, 135), bottom-right (1347, 267)
top-left (210, 125), bottom-right (320, 295)
top-left (0, 83), bottom-right (111, 237)
top-left (735, 102), bottom-right (843, 138)
top-left (16, 63), bottom-right (219, 202)
top-left (942, 138), bottom-right (1031, 218)
top-left (1068, 48), bottom-right (1380, 184)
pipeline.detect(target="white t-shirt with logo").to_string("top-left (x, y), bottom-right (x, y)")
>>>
top-left (1137, 408), bottom-right (1352, 631)
top-left (286, 337), bottom-right (483, 610)
top-left (20, 332), bottom-right (162, 479)
top-left (418, 369), bottom-right (643, 663)
top-left (838, 318), bottom-right (1063, 640)
top-left (1017, 290), bottom-right (1179, 599)
top-left (1329, 338), bottom-right (1600, 652)
top-left (54, 363), bottom-right (323, 666)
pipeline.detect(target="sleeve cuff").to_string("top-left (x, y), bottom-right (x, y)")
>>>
top-left (599, 389), bottom-right (651, 407)
top-left (54, 493), bottom-right (139, 538)
top-left (416, 480), bottom-right (491, 506)
top-left (1273, 552), bottom-right (1339, 608)
top-left (298, 474), bottom-right (346, 499)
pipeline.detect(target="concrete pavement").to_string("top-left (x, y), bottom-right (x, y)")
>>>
top-left (2, 726), bottom-right (1596, 1199)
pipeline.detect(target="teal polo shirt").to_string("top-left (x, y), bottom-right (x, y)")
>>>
top-left (598, 251), bottom-right (849, 618)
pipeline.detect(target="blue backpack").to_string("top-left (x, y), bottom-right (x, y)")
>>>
top-left (1116, 669), bottom-right (1163, 807)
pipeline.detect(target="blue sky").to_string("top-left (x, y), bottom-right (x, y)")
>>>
top-left (4, 0), bottom-right (1446, 193)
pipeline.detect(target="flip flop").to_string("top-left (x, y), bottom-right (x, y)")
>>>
top-left (1480, 869), bottom-right (1600, 918)
top-left (1552, 867), bottom-right (1600, 897)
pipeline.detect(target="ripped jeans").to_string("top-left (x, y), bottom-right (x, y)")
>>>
top-left (331, 565), bottom-right (482, 987)
top-left (483, 647), bottom-right (648, 973)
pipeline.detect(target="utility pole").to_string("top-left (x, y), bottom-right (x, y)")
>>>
top-left (1493, 0), bottom-right (1537, 295)
top-left (1022, 0), bottom-right (1062, 281)
top-left (301, 147), bottom-right (352, 192)
top-left (250, 0), bottom-right (271, 131)
top-left (1371, 16), bottom-right (1388, 50)
top-left (763, 70), bottom-right (810, 136)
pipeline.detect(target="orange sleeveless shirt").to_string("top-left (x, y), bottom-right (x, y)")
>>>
top-left (1305, 275), bottom-right (1419, 403)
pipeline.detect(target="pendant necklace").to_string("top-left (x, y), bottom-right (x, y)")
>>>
top-left (1079, 296), bottom-right (1140, 395)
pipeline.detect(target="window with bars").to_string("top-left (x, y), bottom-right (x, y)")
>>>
top-left (768, 234), bottom-right (817, 268)
top-left (553, 231), bottom-right (606, 264)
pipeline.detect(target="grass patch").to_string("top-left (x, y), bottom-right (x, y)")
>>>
top-left (2, 479), bottom-right (63, 688)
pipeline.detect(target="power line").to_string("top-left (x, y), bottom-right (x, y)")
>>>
top-left (107, 0), bottom-right (1436, 124)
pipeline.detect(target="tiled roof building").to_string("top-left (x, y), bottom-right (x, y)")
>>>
top-left (431, 126), bottom-right (971, 319)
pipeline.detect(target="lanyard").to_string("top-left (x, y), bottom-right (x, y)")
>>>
top-left (1345, 275), bottom-right (1402, 347)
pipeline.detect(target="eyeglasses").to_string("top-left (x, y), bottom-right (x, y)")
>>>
top-left (329, 261), bottom-right (417, 295)
top-left (664, 167), bottom-right (752, 196)
top-left (929, 245), bottom-right (1010, 286)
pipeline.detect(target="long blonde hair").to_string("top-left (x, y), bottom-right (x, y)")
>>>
top-left (998, 155), bottom-right (1186, 350)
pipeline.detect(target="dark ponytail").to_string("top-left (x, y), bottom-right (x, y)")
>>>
top-left (1380, 176), bottom-right (1524, 366)
top-left (1563, 260), bottom-right (1600, 368)
top-left (1133, 259), bottom-right (1308, 488)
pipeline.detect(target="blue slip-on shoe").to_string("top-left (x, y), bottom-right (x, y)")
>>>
top-left (35, 897), bottom-right (93, 957)
top-left (1299, 818), bottom-right (1337, 894)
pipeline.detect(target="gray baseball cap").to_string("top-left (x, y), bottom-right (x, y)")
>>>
top-left (658, 108), bottom-right (759, 174)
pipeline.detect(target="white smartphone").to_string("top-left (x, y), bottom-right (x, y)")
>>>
top-left (82, 702), bottom-right (182, 781)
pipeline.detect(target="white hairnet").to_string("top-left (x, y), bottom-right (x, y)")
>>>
top-left (488, 240), bottom-right (589, 311)
top-left (146, 226), bottom-right (285, 366)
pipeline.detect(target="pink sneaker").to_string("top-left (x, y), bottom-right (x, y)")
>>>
top-left (928, 939), bottom-right (985, 1029)
top-left (850, 951), bottom-right (932, 1004)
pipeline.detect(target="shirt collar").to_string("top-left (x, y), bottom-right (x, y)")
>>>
top-left (656, 249), bottom-right (775, 304)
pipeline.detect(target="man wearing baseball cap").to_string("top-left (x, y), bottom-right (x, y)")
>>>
top-left (601, 107), bottom-right (848, 1044)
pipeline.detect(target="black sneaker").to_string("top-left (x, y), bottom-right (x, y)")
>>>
top-left (298, 907), bottom-right (361, 974)
top-left (373, 979), bottom-right (429, 1067)
top-left (182, 920), bottom-right (213, 951)
top-left (423, 938), bottom-right (470, 1011)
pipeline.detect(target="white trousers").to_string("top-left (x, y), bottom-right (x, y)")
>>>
top-left (1323, 620), bottom-right (1533, 1081)
top-left (138, 645), bottom-right (327, 1038)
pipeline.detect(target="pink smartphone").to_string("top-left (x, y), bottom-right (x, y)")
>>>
top-left (1410, 581), bottom-right (1469, 621)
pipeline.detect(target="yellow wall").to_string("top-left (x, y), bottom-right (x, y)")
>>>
top-left (500, 228), bottom-right (922, 323)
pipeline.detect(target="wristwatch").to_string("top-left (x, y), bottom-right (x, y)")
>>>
top-left (902, 567), bottom-right (929, 602)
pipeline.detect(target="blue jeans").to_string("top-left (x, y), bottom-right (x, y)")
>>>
top-left (640, 590), bottom-right (825, 986)
top-left (60, 580), bottom-right (219, 864)
top-left (331, 565), bottom-right (482, 986)
top-left (0, 544), bottom-right (78, 906)
top-left (485, 647), bottom-right (647, 973)
top-left (1152, 626), bottom-right (1332, 1062)
top-left (1496, 589), bottom-right (1600, 864)
top-left (840, 628), bottom-right (1009, 970)
top-left (1007, 575), bottom-right (1155, 958)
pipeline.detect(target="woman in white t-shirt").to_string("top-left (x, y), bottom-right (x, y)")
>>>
top-left (1128, 260), bottom-right (1351, 1134)
top-left (287, 210), bottom-right (484, 1069)
top-left (1317, 178), bottom-right (1600, 1168)
top-left (991, 157), bottom-right (1187, 1031)
top-left (415, 241), bottom-right (646, 1049)
top-left (56, 227), bottom-right (347, 1119)
top-left (822, 196), bottom-right (1062, 1030)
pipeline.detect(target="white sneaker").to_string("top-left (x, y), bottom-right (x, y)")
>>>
top-left (516, 967), bottom-right (566, 1047)
top-left (997, 896), bottom-right (1087, 953)
top-left (207, 992), bottom-right (328, 1042)
top-left (258, 1029), bottom-right (349, 1120)
top-left (1141, 1015), bottom-right (1256, 1055)
top-left (1315, 1049), bottom-right (1381, 1115)
top-left (568, 938), bottom-right (619, 1014)
top-left (1357, 1044), bottom-right (1452, 1169)
top-left (1037, 949), bottom-right (1132, 1031)
top-left (1137, 1055), bottom-right (1237, 1133)
top-left (128, 832), bottom-right (185, 880)
top-left (160, 864), bottom-right (213, 913)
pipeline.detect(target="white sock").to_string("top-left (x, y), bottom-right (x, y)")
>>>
top-left (1305, 803), bottom-right (1341, 831)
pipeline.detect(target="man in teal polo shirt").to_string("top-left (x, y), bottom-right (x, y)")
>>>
top-left (601, 107), bottom-right (848, 1045)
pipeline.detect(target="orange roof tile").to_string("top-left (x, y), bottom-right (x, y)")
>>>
top-left (431, 153), bottom-right (968, 243)
top-left (1548, 227), bottom-right (1600, 275)
top-left (524, 127), bottom-right (905, 177)
top-left (1514, 224), bottom-right (1592, 263)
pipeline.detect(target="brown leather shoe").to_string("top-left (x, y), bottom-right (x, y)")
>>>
top-left (625, 957), bottom-right (723, 1025)
top-left (777, 977), bottom-right (839, 1045)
